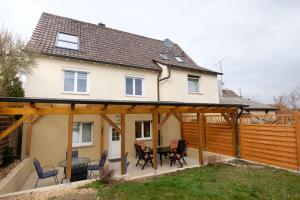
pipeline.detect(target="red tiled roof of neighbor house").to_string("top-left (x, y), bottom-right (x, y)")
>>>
top-left (222, 89), bottom-right (239, 97)
top-left (27, 12), bottom-right (220, 74)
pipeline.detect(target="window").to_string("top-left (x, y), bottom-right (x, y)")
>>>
top-left (175, 57), bottom-right (184, 63)
top-left (126, 77), bottom-right (143, 96)
top-left (56, 32), bottom-right (79, 50)
top-left (112, 128), bottom-right (120, 141)
top-left (188, 75), bottom-right (199, 93)
top-left (135, 121), bottom-right (151, 140)
top-left (159, 53), bottom-right (169, 60)
top-left (63, 70), bottom-right (88, 93)
top-left (72, 122), bottom-right (93, 147)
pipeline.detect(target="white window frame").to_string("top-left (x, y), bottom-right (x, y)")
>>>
top-left (55, 32), bottom-right (79, 50)
top-left (72, 122), bottom-right (93, 148)
top-left (125, 76), bottom-right (144, 97)
top-left (135, 121), bottom-right (152, 140)
top-left (188, 75), bottom-right (200, 94)
top-left (62, 68), bottom-right (90, 95)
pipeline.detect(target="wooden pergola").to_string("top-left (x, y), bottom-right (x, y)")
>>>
top-left (0, 97), bottom-right (246, 180)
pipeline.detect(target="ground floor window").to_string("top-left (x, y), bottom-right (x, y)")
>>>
top-left (72, 122), bottom-right (93, 147)
top-left (135, 121), bottom-right (151, 140)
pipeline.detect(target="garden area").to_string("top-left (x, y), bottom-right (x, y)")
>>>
top-left (11, 161), bottom-right (300, 200)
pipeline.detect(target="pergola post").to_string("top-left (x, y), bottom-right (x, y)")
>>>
top-left (231, 112), bottom-right (238, 157)
top-left (120, 114), bottom-right (126, 175)
top-left (99, 116), bottom-right (104, 154)
top-left (152, 112), bottom-right (158, 171)
top-left (197, 113), bottom-right (204, 165)
top-left (66, 113), bottom-right (73, 181)
top-left (26, 115), bottom-right (33, 156)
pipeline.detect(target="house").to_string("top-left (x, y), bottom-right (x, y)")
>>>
top-left (220, 89), bottom-right (277, 114)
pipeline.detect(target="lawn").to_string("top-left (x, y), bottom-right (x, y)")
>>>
top-left (87, 163), bottom-right (300, 200)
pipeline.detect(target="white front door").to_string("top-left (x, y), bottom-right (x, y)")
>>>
top-left (108, 127), bottom-right (121, 159)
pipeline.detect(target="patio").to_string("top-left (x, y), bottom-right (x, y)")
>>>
top-left (20, 151), bottom-right (232, 191)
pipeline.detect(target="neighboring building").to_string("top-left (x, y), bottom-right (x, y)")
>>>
top-left (22, 13), bottom-right (221, 165)
top-left (220, 89), bottom-right (277, 114)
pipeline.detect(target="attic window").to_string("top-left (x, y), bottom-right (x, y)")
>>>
top-left (175, 57), bottom-right (184, 63)
top-left (56, 32), bottom-right (79, 50)
top-left (159, 53), bottom-right (169, 60)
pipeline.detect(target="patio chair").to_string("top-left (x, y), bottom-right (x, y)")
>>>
top-left (135, 144), bottom-right (153, 170)
top-left (33, 158), bottom-right (59, 188)
top-left (135, 140), bottom-right (152, 158)
top-left (170, 140), bottom-right (187, 167)
top-left (88, 150), bottom-right (108, 178)
top-left (170, 139), bottom-right (178, 152)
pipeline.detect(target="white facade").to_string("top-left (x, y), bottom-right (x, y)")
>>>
top-left (25, 56), bottom-right (219, 103)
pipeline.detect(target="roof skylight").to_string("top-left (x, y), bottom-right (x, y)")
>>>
top-left (159, 53), bottom-right (169, 60)
top-left (55, 32), bottom-right (79, 50)
top-left (175, 56), bottom-right (184, 63)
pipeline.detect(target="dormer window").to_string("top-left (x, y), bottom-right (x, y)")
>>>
top-left (159, 53), bottom-right (169, 60)
top-left (175, 56), bottom-right (184, 63)
top-left (56, 32), bottom-right (79, 50)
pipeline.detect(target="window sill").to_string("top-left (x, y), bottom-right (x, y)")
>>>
top-left (136, 138), bottom-right (152, 141)
top-left (62, 92), bottom-right (90, 95)
top-left (125, 95), bottom-right (146, 98)
top-left (72, 144), bottom-right (93, 148)
top-left (188, 92), bottom-right (203, 95)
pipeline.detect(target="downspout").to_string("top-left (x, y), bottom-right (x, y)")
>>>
top-left (157, 64), bottom-right (171, 146)
top-left (235, 107), bottom-right (244, 158)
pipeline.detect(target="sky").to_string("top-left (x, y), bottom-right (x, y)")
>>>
top-left (1, 0), bottom-right (300, 103)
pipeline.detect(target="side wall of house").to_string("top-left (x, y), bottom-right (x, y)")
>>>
top-left (158, 63), bottom-right (219, 103)
top-left (24, 56), bottom-right (158, 101)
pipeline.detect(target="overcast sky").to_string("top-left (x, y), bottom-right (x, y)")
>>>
top-left (1, 0), bottom-right (299, 103)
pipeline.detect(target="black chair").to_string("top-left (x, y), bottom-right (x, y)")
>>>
top-left (66, 149), bottom-right (78, 159)
top-left (33, 158), bottom-right (59, 188)
top-left (135, 144), bottom-right (153, 170)
top-left (88, 150), bottom-right (108, 178)
top-left (170, 140), bottom-right (187, 167)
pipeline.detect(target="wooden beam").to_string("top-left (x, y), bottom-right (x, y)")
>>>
top-left (197, 113), bottom-right (204, 165)
top-left (26, 115), bottom-right (33, 156)
top-left (173, 113), bottom-right (182, 122)
top-left (100, 114), bottom-right (121, 135)
top-left (0, 115), bottom-right (30, 140)
top-left (66, 113), bottom-right (73, 181)
top-left (231, 112), bottom-right (238, 157)
top-left (152, 112), bottom-right (158, 170)
top-left (120, 114), bottom-right (126, 175)
top-left (158, 113), bottom-right (171, 131)
top-left (100, 116), bottom-right (104, 154)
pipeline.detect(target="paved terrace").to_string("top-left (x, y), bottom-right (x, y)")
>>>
top-left (21, 151), bottom-right (233, 191)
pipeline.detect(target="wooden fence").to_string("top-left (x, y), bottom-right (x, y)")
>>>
top-left (240, 113), bottom-right (300, 171)
top-left (182, 114), bottom-right (234, 156)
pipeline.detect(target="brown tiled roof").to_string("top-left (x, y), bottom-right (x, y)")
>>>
top-left (222, 89), bottom-right (239, 97)
top-left (27, 13), bottom-right (219, 74)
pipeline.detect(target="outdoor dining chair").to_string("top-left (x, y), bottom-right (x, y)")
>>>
top-left (134, 140), bottom-right (152, 158)
top-left (170, 140), bottom-right (187, 167)
top-left (33, 158), bottom-right (59, 188)
top-left (135, 143), bottom-right (153, 170)
top-left (88, 150), bottom-right (108, 178)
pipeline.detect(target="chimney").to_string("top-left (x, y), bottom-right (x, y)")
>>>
top-left (98, 22), bottom-right (105, 27)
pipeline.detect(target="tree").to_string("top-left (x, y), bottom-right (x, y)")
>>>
top-left (0, 27), bottom-right (35, 97)
top-left (273, 84), bottom-right (300, 113)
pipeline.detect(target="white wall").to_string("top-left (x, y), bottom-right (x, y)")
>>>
top-left (158, 63), bottom-right (219, 103)
top-left (25, 56), bottom-right (158, 101)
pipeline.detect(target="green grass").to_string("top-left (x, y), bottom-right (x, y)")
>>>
top-left (88, 164), bottom-right (300, 200)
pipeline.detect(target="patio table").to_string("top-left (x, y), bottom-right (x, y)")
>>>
top-left (157, 146), bottom-right (171, 166)
top-left (58, 157), bottom-right (90, 182)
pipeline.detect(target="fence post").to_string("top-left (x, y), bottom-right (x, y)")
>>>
top-left (293, 111), bottom-right (300, 173)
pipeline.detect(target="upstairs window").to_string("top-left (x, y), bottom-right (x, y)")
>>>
top-left (188, 75), bottom-right (199, 93)
top-left (72, 122), bottom-right (93, 147)
top-left (135, 121), bottom-right (151, 140)
top-left (56, 32), bottom-right (79, 50)
top-left (63, 70), bottom-right (88, 93)
top-left (126, 76), bottom-right (143, 96)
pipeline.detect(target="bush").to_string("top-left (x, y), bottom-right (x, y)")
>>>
top-left (99, 164), bottom-right (115, 184)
